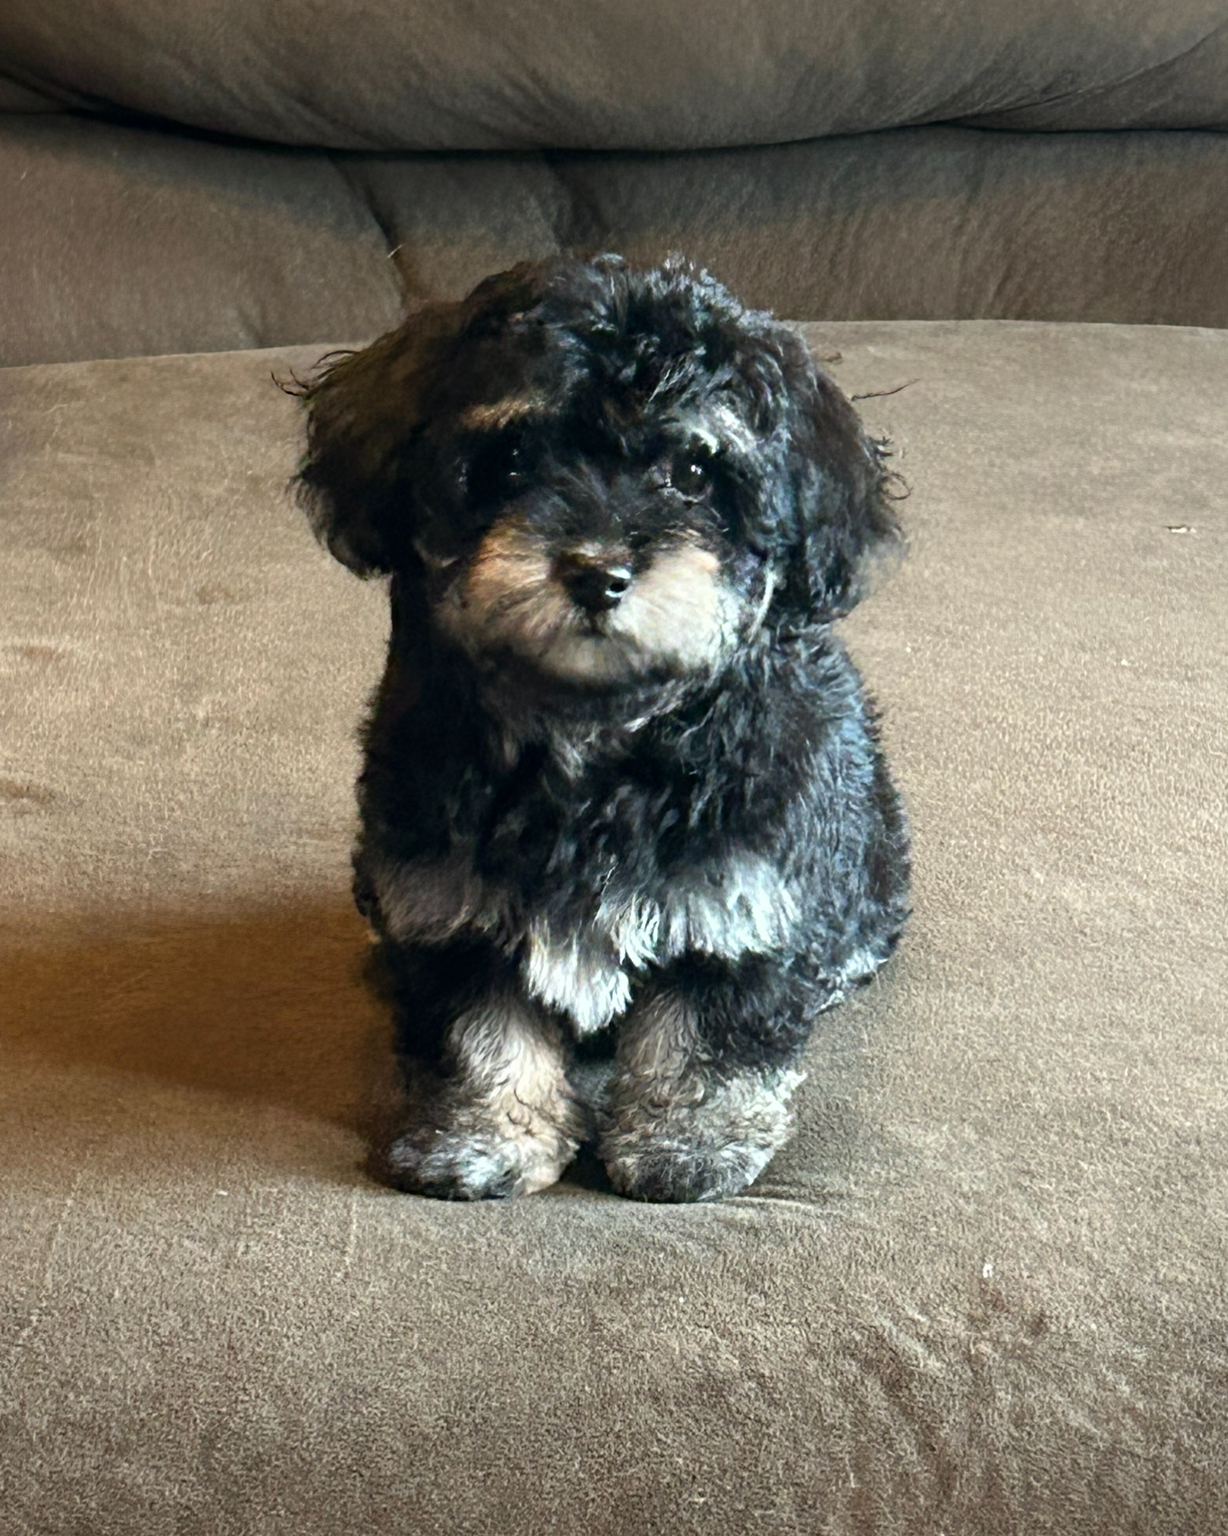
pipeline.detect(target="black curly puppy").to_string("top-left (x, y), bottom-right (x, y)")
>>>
top-left (296, 254), bottom-right (909, 1203)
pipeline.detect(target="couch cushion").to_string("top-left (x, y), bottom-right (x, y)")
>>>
top-left (2, 322), bottom-right (1226, 1533)
top-left (7, 116), bottom-right (1228, 367)
top-left (2, 0), bottom-right (1226, 150)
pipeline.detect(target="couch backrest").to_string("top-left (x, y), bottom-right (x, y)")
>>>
top-left (2, 0), bottom-right (1226, 151)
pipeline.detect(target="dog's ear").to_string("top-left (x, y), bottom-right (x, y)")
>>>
top-left (293, 305), bottom-right (464, 576)
top-left (294, 261), bottom-right (561, 575)
top-left (774, 334), bottom-right (902, 625)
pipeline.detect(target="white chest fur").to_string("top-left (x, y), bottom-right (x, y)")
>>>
top-left (370, 849), bottom-right (798, 1035)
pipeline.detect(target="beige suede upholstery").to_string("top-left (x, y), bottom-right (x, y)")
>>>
top-left (3, 324), bottom-right (1226, 1533)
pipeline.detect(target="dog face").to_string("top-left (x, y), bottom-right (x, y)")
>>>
top-left (297, 256), bottom-right (896, 692)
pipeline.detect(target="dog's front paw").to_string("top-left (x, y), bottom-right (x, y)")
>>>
top-left (602, 1139), bottom-right (774, 1204)
top-left (376, 1117), bottom-right (576, 1201)
top-left (373, 993), bottom-right (583, 1199)
top-left (599, 1065), bottom-right (805, 1203)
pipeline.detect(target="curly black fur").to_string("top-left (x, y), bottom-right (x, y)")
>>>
top-left (297, 254), bottom-right (909, 1203)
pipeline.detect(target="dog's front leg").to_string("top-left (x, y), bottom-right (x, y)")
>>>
top-left (600, 958), bottom-right (809, 1203)
top-left (374, 943), bottom-right (583, 1200)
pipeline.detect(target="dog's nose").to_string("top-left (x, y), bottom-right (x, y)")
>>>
top-left (555, 552), bottom-right (634, 613)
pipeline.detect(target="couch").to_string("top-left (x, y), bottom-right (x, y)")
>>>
top-left (3, 5), bottom-right (1227, 1533)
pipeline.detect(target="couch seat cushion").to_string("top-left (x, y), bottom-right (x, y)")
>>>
top-left (1, 321), bottom-right (1226, 1533)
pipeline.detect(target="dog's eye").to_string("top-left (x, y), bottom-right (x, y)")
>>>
top-left (667, 454), bottom-right (710, 499)
top-left (467, 436), bottom-right (526, 506)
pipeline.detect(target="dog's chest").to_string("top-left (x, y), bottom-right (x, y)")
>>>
top-left (370, 847), bottom-right (796, 1034)
top-left (523, 854), bottom-right (798, 1032)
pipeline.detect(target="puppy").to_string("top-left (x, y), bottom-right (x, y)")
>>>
top-left (296, 254), bottom-right (909, 1202)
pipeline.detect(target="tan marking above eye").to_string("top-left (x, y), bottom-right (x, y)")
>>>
top-left (456, 393), bottom-right (550, 433)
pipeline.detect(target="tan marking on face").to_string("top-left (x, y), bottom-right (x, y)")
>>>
top-left (606, 541), bottom-right (734, 672)
top-left (456, 393), bottom-right (550, 433)
top-left (436, 520), bottom-right (561, 655)
top-left (464, 521), bottom-right (551, 613)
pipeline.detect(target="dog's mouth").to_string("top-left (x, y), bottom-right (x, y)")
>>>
top-left (576, 608), bottom-right (613, 638)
